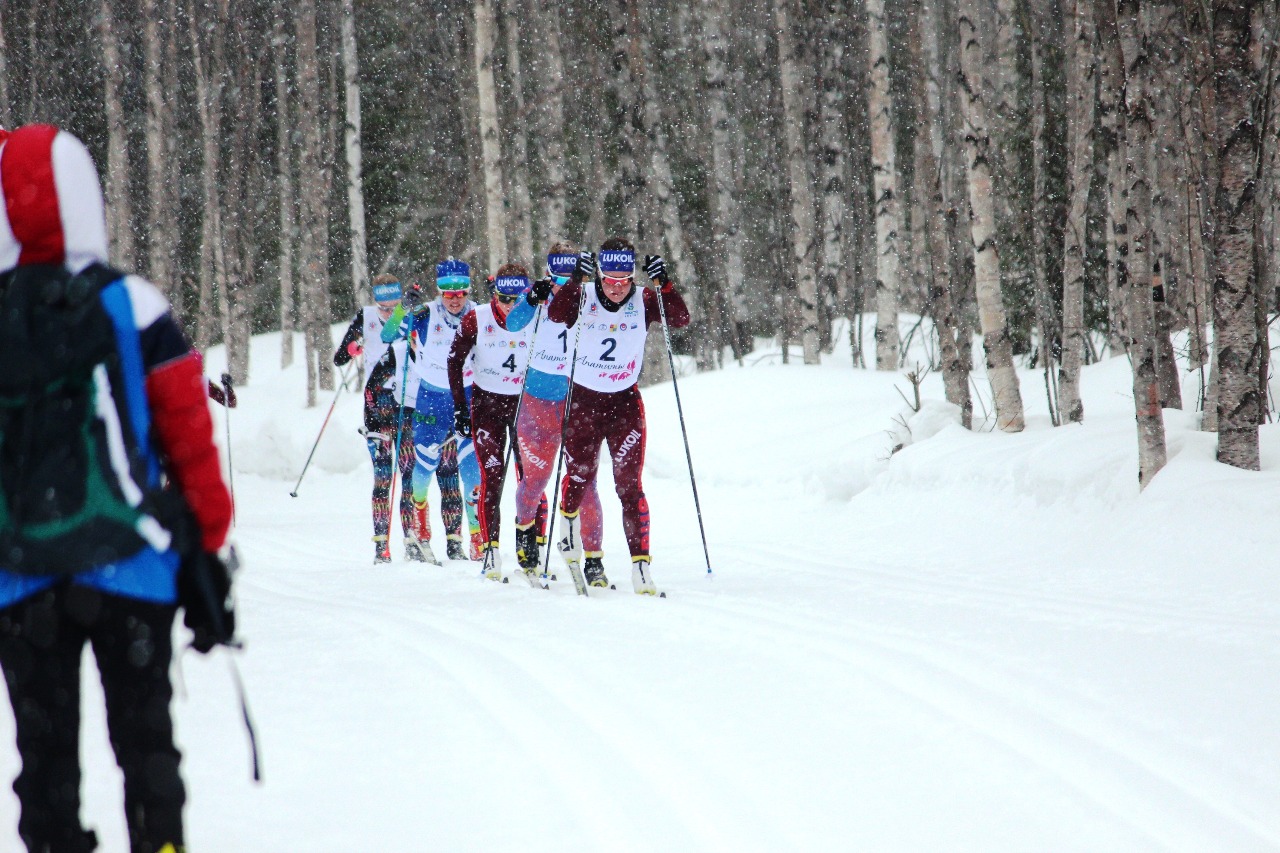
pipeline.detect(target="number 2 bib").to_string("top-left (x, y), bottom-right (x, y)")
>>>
top-left (573, 285), bottom-right (647, 393)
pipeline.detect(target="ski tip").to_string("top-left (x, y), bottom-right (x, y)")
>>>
top-left (609, 584), bottom-right (616, 590)
top-left (502, 577), bottom-right (509, 584)
top-left (659, 591), bottom-right (667, 598)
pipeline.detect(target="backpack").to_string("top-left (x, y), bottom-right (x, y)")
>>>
top-left (0, 263), bottom-right (170, 576)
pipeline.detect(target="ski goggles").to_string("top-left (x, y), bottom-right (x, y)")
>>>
top-left (436, 275), bottom-right (470, 292)
top-left (597, 249), bottom-right (635, 275)
top-left (601, 271), bottom-right (635, 287)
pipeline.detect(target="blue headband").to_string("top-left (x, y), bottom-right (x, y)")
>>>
top-left (494, 275), bottom-right (531, 296)
top-left (547, 253), bottom-right (577, 276)
top-left (373, 281), bottom-right (402, 303)
top-left (598, 249), bottom-right (635, 274)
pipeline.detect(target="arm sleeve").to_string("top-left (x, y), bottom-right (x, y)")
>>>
top-left (147, 351), bottom-right (233, 552)
top-left (448, 312), bottom-right (478, 412)
top-left (505, 297), bottom-right (538, 331)
top-left (333, 313), bottom-right (363, 366)
top-left (644, 283), bottom-right (691, 329)
top-left (547, 282), bottom-right (582, 326)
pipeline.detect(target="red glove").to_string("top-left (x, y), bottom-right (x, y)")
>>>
top-left (347, 340), bottom-right (363, 357)
top-left (147, 352), bottom-right (233, 551)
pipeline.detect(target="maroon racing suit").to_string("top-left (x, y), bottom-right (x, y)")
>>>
top-left (547, 278), bottom-right (689, 559)
top-left (448, 297), bottom-right (545, 548)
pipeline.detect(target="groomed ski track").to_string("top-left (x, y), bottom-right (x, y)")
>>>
top-left (4, 324), bottom-right (1278, 851)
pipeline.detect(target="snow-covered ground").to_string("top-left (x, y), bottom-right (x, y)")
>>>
top-left (3, 319), bottom-right (1279, 851)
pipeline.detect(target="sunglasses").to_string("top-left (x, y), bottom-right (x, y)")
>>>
top-left (496, 293), bottom-right (520, 304)
top-left (601, 273), bottom-right (634, 285)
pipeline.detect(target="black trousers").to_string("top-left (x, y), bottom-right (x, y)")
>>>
top-left (0, 584), bottom-right (185, 853)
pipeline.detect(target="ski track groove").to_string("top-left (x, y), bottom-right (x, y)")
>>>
top-left (246, 572), bottom-right (775, 853)
top-left (668, 585), bottom-right (1280, 852)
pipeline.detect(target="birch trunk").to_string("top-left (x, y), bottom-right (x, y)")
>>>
top-left (913, 0), bottom-right (972, 426)
top-left (1096, 0), bottom-right (1127, 356)
top-left (818, 0), bottom-right (846, 362)
top-left (143, 0), bottom-right (176, 295)
top-left (503, 2), bottom-right (534, 271)
top-left (188, 0), bottom-right (223, 352)
top-left (956, 0), bottom-right (1025, 431)
top-left (529, 3), bottom-right (566, 246)
top-left (701, 0), bottom-right (749, 360)
top-left (1057, 0), bottom-right (1095, 423)
top-left (1116, 0), bottom-right (1168, 488)
top-left (775, 0), bottom-right (820, 364)
top-left (473, 0), bottom-right (507, 271)
top-left (865, 0), bottom-right (901, 370)
top-left (1029, 0), bottom-right (1057, 423)
top-left (1212, 0), bottom-right (1262, 469)
top-left (297, 0), bottom-right (333, 404)
top-left (341, 0), bottom-right (369, 304)
top-left (274, 8), bottom-right (296, 367)
top-left (99, 0), bottom-right (134, 268)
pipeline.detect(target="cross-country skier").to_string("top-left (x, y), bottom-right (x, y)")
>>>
top-left (547, 238), bottom-right (690, 593)
top-left (447, 263), bottom-right (547, 580)
top-left (334, 273), bottom-right (425, 564)
top-left (409, 259), bottom-right (485, 561)
top-left (504, 241), bottom-right (604, 579)
top-left (0, 123), bottom-right (233, 853)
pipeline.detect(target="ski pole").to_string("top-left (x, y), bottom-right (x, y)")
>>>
top-left (221, 373), bottom-right (237, 526)
top-left (289, 363), bottom-right (354, 497)
top-left (542, 279), bottom-right (591, 596)
top-left (649, 278), bottom-right (714, 578)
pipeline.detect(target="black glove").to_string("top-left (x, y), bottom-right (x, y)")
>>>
top-left (643, 254), bottom-right (669, 284)
top-left (453, 407), bottom-right (472, 438)
top-left (403, 284), bottom-right (425, 310)
top-left (575, 250), bottom-right (597, 281)
top-left (219, 373), bottom-right (237, 408)
top-left (178, 549), bottom-right (238, 654)
top-left (529, 277), bottom-right (554, 305)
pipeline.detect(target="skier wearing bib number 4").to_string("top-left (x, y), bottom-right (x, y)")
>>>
top-left (448, 263), bottom-right (547, 580)
top-left (547, 238), bottom-right (690, 594)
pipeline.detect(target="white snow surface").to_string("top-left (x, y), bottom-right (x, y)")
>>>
top-left (3, 320), bottom-right (1279, 851)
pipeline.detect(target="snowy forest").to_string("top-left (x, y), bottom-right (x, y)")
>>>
top-left (0, 0), bottom-right (1275, 479)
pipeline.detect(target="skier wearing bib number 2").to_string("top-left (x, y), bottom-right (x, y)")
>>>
top-left (448, 263), bottom-right (546, 580)
top-left (547, 238), bottom-right (690, 594)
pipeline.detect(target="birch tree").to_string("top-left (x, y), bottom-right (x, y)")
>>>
top-left (956, 0), bottom-right (1025, 431)
top-left (1116, 0), bottom-right (1168, 487)
top-left (528, 2), bottom-right (566, 248)
top-left (341, 0), bottom-right (369, 304)
top-left (865, 0), bottom-right (902, 370)
top-left (818, 0), bottom-right (847, 360)
top-left (274, 6), bottom-right (296, 368)
top-left (775, 0), bottom-right (820, 364)
top-left (1212, 0), bottom-right (1263, 469)
top-left (297, 0), bottom-right (333, 403)
top-left (1057, 0), bottom-right (1095, 424)
top-left (474, 0), bottom-right (507, 271)
top-left (701, 0), bottom-right (749, 360)
top-left (99, 0), bottom-right (134, 268)
top-left (143, 0), bottom-right (177, 299)
top-left (503, 1), bottom-right (534, 270)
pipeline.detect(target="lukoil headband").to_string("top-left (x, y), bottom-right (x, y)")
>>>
top-left (598, 250), bottom-right (635, 274)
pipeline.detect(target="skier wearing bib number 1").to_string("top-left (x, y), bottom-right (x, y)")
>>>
top-left (448, 263), bottom-right (548, 580)
top-left (505, 241), bottom-right (605, 582)
top-left (547, 238), bottom-right (690, 594)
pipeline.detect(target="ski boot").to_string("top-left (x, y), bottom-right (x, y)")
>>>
top-left (481, 543), bottom-right (504, 581)
top-left (556, 510), bottom-right (582, 574)
top-left (404, 535), bottom-right (440, 565)
top-left (631, 556), bottom-right (658, 595)
top-left (373, 535), bottom-right (391, 565)
top-left (446, 534), bottom-right (466, 561)
top-left (515, 523), bottom-right (541, 571)
top-left (469, 530), bottom-right (485, 561)
top-left (583, 555), bottom-right (610, 588)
